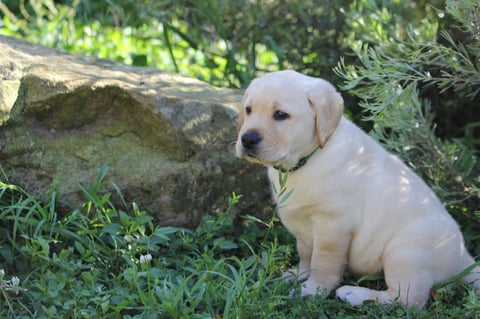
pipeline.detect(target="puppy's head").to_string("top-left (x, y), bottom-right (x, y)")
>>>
top-left (235, 70), bottom-right (344, 169)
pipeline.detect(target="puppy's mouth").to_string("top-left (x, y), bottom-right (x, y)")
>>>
top-left (243, 152), bottom-right (268, 165)
top-left (241, 149), bottom-right (286, 167)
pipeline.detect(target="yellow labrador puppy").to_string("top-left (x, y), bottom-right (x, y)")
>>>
top-left (235, 70), bottom-right (480, 307)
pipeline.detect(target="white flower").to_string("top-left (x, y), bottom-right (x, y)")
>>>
top-left (11, 276), bottom-right (20, 287)
top-left (140, 254), bottom-right (152, 264)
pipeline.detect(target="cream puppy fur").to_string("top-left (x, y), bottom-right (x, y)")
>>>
top-left (235, 70), bottom-right (480, 308)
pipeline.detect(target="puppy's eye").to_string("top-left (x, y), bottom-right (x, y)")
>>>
top-left (245, 106), bottom-right (252, 115)
top-left (273, 110), bottom-right (290, 121)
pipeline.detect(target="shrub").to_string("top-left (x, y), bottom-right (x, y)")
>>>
top-left (0, 0), bottom-right (443, 88)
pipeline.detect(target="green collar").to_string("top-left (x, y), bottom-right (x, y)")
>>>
top-left (273, 147), bottom-right (319, 173)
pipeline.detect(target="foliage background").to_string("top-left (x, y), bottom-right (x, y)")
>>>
top-left (0, 0), bottom-right (479, 317)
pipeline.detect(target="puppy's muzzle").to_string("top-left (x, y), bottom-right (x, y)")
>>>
top-left (241, 131), bottom-right (262, 151)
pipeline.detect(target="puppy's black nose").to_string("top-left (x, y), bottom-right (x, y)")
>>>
top-left (241, 131), bottom-right (262, 149)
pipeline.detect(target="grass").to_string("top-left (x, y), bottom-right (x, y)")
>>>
top-left (0, 166), bottom-right (479, 318)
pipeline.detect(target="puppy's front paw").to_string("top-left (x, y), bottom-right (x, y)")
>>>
top-left (281, 267), bottom-right (309, 284)
top-left (335, 285), bottom-right (371, 306)
top-left (281, 268), bottom-right (298, 284)
top-left (301, 279), bottom-right (328, 297)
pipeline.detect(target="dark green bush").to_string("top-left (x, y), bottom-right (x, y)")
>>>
top-left (0, 0), bottom-right (443, 88)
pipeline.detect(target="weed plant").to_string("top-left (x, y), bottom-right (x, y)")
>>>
top-left (0, 166), bottom-right (479, 318)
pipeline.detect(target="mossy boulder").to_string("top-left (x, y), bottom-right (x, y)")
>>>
top-left (0, 35), bottom-right (270, 227)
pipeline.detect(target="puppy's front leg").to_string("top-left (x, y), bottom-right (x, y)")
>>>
top-left (282, 239), bottom-right (312, 283)
top-left (301, 223), bottom-right (351, 296)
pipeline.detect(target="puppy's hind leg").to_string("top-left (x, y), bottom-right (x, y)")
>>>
top-left (336, 273), bottom-right (432, 308)
top-left (337, 250), bottom-right (434, 308)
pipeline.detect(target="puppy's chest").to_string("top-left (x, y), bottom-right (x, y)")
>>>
top-left (274, 179), bottom-right (338, 219)
top-left (277, 204), bottom-right (317, 244)
top-left (276, 193), bottom-right (335, 242)
top-left (277, 203), bottom-right (315, 225)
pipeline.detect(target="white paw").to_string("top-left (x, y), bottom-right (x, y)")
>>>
top-left (335, 285), bottom-right (371, 306)
top-left (281, 267), bottom-right (309, 284)
top-left (281, 268), bottom-right (298, 284)
top-left (301, 280), bottom-right (328, 297)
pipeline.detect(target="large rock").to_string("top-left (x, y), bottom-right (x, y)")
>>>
top-left (0, 35), bottom-right (271, 227)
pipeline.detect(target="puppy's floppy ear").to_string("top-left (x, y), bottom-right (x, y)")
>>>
top-left (307, 82), bottom-right (344, 148)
